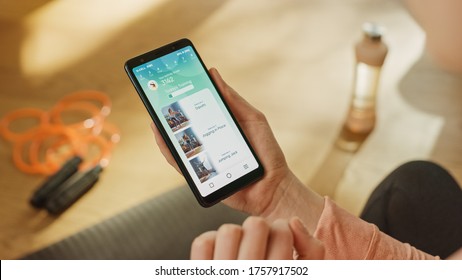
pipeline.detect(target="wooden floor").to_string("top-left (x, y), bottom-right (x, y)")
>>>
top-left (1, 0), bottom-right (461, 259)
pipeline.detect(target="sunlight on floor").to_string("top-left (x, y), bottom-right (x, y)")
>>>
top-left (20, 0), bottom-right (167, 77)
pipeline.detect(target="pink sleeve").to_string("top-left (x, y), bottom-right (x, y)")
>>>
top-left (313, 197), bottom-right (439, 260)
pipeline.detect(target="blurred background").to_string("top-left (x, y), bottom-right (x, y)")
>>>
top-left (1, 0), bottom-right (461, 259)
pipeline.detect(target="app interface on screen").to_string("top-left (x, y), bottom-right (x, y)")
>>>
top-left (133, 46), bottom-right (259, 197)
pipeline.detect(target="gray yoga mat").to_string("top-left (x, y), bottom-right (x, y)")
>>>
top-left (23, 186), bottom-right (248, 259)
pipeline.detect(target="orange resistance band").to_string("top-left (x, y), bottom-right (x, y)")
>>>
top-left (0, 90), bottom-right (120, 175)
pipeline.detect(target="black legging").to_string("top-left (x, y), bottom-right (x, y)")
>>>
top-left (360, 160), bottom-right (462, 259)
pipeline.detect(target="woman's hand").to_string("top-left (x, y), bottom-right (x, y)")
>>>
top-left (151, 68), bottom-right (325, 232)
top-left (151, 68), bottom-right (291, 216)
top-left (190, 216), bottom-right (325, 260)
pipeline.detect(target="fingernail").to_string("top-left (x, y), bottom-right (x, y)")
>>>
top-left (293, 217), bottom-right (309, 235)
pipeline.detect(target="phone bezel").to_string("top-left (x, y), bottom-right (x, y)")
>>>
top-left (124, 38), bottom-right (264, 207)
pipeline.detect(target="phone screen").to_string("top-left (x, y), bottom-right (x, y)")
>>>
top-left (125, 39), bottom-right (263, 206)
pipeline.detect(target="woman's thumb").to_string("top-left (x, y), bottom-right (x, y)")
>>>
top-left (289, 217), bottom-right (325, 260)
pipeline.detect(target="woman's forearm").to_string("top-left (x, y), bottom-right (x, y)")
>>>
top-left (260, 171), bottom-right (325, 235)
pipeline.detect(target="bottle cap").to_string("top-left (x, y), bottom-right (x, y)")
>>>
top-left (362, 22), bottom-right (385, 40)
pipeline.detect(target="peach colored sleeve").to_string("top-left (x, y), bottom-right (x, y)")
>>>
top-left (313, 197), bottom-right (439, 260)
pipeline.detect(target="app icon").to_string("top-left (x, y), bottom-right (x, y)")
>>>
top-left (148, 80), bottom-right (158, 91)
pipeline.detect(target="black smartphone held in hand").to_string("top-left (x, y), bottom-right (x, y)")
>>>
top-left (124, 38), bottom-right (264, 207)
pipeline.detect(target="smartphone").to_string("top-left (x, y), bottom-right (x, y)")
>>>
top-left (124, 38), bottom-right (264, 207)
